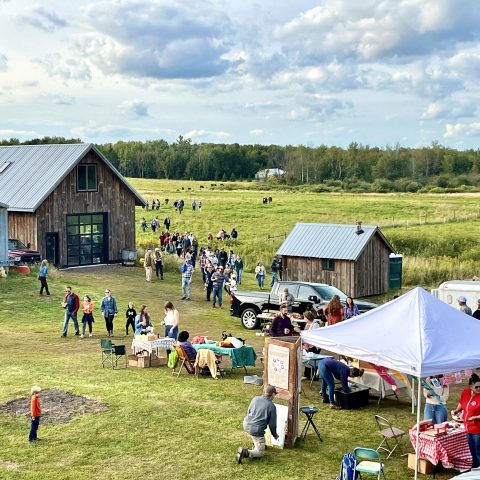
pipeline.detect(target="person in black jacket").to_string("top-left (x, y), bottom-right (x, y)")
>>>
top-left (205, 265), bottom-right (214, 302)
top-left (473, 299), bottom-right (480, 320)
top-left (125, 302), bottom-right (136, 335)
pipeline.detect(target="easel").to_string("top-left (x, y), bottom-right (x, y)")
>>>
top-left (264, 336), bottom-right (301, 448)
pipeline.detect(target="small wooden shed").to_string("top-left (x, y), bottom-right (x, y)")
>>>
top-left (276, 223), bottom-right (396, 297)
top-left (0, 144), bottom-right (145, 267)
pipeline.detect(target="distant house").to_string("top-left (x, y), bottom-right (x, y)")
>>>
top-left (255, 168), bottom-right (286, 180)
top-left (0, 202), bottom-right (8, 266)
top-left (0, 144), bottom-right (146, 267)
top-left (276, 223), bottom-right (396, 297)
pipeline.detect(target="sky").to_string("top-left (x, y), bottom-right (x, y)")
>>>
top-left (1, 0), bottom-right (480, 148)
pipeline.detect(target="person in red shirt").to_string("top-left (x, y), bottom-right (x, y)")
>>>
top-left (453, 373), bottom-right (480, 468)
top-left (62, 286), bottom-right (80, 337)
top-left (29, 385), bottom-right (42, 443)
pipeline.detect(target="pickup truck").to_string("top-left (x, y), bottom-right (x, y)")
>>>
top-left (8, 239), bottom-right (41, 264)
top-left (230, 281), bottom-right (377, 329)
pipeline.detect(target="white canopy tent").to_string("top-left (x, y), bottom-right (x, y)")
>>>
top-left (302, 287), bottom-right (480, 479)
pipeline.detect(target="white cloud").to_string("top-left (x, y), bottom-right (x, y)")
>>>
top-left (183, 129), bottom-right (230, 141)
top-left (18, 5), bottom-right (67, 33)
top-left (421, 101), bottom-right (476, 120)
top-left (249, 129), bottom-right (264, 136)
top-left (35, 53), bottom-right (91, 81)
top-left (0, 53), bottom-right (7, 71)
top-left (444, 122), bottom-right (480, 138)
top-left (76, 0), bottom-right (237, 80)
top-left (0, 128), bottom-right (38, 138)
top-left (71, 121), bottom-right (175, 140)
top-left (119, 99), bottom-right (150, 117)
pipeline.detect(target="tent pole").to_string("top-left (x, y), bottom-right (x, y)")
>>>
top-left (414, 376), bottom-right (421, 480)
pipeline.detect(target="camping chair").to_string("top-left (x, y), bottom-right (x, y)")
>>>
top-left (354, 447), bottom-right (386, 479)
top-left (100, 339), bottom-right (127, 369)
top-left (194, 349), bottom-right (226, 379)
top-left (374, 415), bottom-right (405, 459)
top-left (172, 345), bottom-right (197, 378)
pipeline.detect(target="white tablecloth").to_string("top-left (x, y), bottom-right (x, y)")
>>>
top-left (349, 370), bottom-right (407, 397)
top-left (131, 337), bottom-right (176, 354)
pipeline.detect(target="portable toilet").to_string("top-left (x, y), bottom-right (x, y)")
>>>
top-left (388, 253), bottom-right (403, 289)
top-left (0, 202), bottom-right (8, 266)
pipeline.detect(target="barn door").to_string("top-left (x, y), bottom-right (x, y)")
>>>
top-left (45, 232), bottom-right (59, 265)
top-left (66, 213), bottom-right (108, 266)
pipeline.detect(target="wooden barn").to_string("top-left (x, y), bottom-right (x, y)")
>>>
top-left (0, 202), bottom-right (8, 266)
top-left (0, 144), bottom-right (145, 267)
top-left (276, 223), bottom-right (396, 297)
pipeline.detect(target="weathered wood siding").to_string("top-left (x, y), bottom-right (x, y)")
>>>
top-left (8, 212), bottom-right (37, 248)
top-left (282, 232), bottom-right (391, 297)
top-left (354, 232), bottom-right (390, 297)
top-left (35, 150), bottom-right (136, 265)
top-left (282, 256), bottom-right (355, 295)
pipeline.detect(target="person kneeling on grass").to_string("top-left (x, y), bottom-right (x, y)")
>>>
top-left (318, 358), bottom-right (364, 410)
top-left (236, 385), bottom-right (278, 464)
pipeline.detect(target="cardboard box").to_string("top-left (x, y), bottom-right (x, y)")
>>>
top-left (407, 453), bottom-right (435, 474)
top-left (150, 356), bottom-right (168, 367)
top-left (136, 355), bottom-right (150, 368)
top-left (146, 334), bottom-right (157, 341)
top-left (128, 355), bottom-right (138, 367)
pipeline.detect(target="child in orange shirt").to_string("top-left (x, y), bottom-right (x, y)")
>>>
top-left (29, 385), bottom-right (42, 443)
top-left (81, 295), bottom-right (95, 338)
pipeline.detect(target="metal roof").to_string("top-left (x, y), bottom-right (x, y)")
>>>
top-left (0, 143), bottom-right (146, 212)
top-left (276, 223), bottom-right (395, 261)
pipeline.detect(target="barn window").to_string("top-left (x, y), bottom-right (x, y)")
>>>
top-left (322, 258), bottom-right (335, 271)
top-left (77, 164), bottom-right (97, 191)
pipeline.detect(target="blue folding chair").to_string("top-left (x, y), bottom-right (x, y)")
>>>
top-left (354, 447), bottom-right (386, 479)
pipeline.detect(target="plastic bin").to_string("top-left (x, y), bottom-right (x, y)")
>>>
top-left (334, 385), bottom-right (370, 409)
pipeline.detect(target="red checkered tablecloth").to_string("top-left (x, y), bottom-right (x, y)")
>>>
top-left (409, 426), bottom-right (472, 472)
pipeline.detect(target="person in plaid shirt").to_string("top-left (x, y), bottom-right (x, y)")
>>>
top-left (181, 259), bottom-right (194, 300)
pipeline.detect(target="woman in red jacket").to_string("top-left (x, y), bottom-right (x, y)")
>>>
top-left (29, 385), bottom-right (42, 443)
top-left (453, 373), bottom-right (480, 468)
top-left (324, 295), bottom-right (344, 326)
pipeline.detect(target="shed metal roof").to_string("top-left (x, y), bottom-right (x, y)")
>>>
top-left (276, 223), bottom-right (395, 261)
top-left (0, 143), bottom-right (146, 212)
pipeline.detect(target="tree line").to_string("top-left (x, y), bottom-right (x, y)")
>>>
top-left (3, 136), bottom-right (480, 192)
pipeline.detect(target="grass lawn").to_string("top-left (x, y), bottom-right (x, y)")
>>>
top-left (0, 266), bottom-right (464, 479)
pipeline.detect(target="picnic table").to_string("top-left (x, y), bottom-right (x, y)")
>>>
top-left (409, 425), bottom-right (472, 472)
top-left (131, 337), bottom-right (176, 354)
top-left (193, 344), bottom-right (256, 371)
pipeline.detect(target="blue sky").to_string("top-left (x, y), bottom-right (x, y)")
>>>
top-left (1, 0), bottom-right (480, 148)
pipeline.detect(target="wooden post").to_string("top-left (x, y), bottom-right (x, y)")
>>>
top-left (264, 336), bottom-right (301, 448)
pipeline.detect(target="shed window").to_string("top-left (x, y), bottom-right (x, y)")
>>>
top-left (77, 164), bottom-right (97, 192)
top-left (322, 258), bottom-right (335, 271)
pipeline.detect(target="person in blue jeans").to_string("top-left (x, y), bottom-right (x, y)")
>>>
top-left (423, 375), bottom-right (449, 425)
top-left (235, 256), bottom-right (244, 285)
top-left (211, 266), bottom-right (226, 308)
top-left (318, 358), bottom-right (364, 409)
top-left (62, 286), bottom-right (80, 337)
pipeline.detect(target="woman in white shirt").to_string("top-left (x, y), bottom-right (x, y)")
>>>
top-left (423, 375), bottom-right (449, 425)
top-left (163, 301), bottom-right (179, 340)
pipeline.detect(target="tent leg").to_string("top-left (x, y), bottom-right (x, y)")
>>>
top-left (414, 376), bottom-right (421, 480)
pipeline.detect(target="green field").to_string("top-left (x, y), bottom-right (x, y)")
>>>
top-left (0, 179), bottom-right (476, 479)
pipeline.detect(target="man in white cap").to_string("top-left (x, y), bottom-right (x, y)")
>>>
top-left (237, 385), bottom-right (278, 464)
top-left (457, 296), bottom-right (472, 316)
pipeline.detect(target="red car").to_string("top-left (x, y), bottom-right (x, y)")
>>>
top-left (8, 239), bottom-right (41, 264)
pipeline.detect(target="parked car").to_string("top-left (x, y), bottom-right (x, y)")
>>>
top-left (8, 239), bottom-right (41, 264)
top-left (230, 280), bottom-right (377, 329)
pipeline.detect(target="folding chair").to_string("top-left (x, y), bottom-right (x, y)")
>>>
top-left (171, 345), bottom-right (196, 378)
top-left (101, 339), bottom-right (127, 369)
top-left (354, 447), bottom-right (386, 479)
top-left (194, 349), bottom-right (225, 379)
top-left (374, 415), bottom-right (405, 458)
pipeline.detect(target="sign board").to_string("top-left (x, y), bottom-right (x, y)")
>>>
top-left (264, 336), bottom-right (301, 448)
top-left (266, 403), bottom-right (289, 448)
